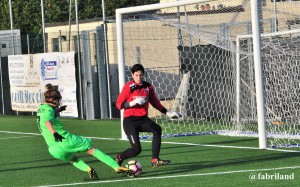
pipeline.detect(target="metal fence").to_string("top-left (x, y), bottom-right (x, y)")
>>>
top-left (0, 23), bottom-right (121, 119)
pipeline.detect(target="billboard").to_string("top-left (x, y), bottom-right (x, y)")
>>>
top-left (8, 52), bottom-right (78, 117)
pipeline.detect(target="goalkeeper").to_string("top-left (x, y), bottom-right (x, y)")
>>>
top-left (115, 63), bottom-right (181, 168)
top-left (37, 89), bottom-right (133, 180)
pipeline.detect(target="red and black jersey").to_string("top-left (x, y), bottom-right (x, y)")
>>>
top-left (116, 80), bottom-right (167, 118)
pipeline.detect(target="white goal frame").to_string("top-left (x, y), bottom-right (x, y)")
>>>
top-left (116, 0), bottom-right (267, 148)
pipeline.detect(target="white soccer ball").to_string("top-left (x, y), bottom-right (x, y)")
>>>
top-left (125, 160), bottom-right (142, 177)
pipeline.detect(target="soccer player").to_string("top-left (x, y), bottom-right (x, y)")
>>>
top-left (115, 64), bottom-right (181, 168)
top-left (37, 89), bottom-right (133, 180)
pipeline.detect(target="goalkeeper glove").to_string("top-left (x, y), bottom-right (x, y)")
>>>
top-left (59, 105), bottom-right (67, 112)
top-left (166, 111), bottom-right (182, 119)
top-left (53, 132), bottom-right (65, 142)
top-left (129, 97), bottom-right (146, 107)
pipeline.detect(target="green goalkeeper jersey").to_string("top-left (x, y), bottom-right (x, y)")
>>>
top-left (37, 104), bottom-right (67, 146)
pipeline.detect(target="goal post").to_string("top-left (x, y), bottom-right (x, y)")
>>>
top-left (116, 0), bottom-right (212, 140)
top-left (115, 0), bottom-right (300, 148)
top-left (250, 0), bottom-right (267, 149)
top-left (236, 28), bottom-right (300, 148)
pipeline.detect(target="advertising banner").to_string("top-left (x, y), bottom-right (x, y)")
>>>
top-left (8, 52), bottom-right (78, 117)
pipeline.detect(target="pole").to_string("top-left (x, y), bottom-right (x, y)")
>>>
top-left (251, 0), bottom-right (267, 149)
top-left (102, 0), bottom-right (112, 119)
top-left (27, 34), bottom-right (30, 54)
top-left (68, 0), bottom-right (72, 51)
top-left (0, 48), bottom-right (4, 115)
top-left (75, 0), bottom-right (84, 119)
top-left (59, 30), bottom-right (62, 52)
top-left (26, 35), bottom-right (34, 116)
top-left (235, 36), bottom-right (240, 125)
top-left (41, 0), bottom-right (46, 52)
top-left (9, 0), bottom-right (15, 55)
top-left (9, 0), bottom-right (18, 115)
top-left (273, 0), bottom-right (278, 32)
top-left (116, 12), bottom-right (127, 140)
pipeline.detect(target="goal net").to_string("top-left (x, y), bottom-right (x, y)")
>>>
top-left (116, 0), bottom-right (300, 148)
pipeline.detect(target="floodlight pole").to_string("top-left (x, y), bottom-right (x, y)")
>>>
top-left (68, 0), bottom-right (72, 51)
top-left (75, 0), bottom-right (84, 119)
top-left (9, 0), bottom-right (15, 55)
top-left (41, 0), bottom-right (46, 52)
top-left (9, 0), bottom-right (18, 115)
top-left (102, 0), bottom-right (112, 119)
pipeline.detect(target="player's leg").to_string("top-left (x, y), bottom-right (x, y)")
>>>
top-left (115, 118), bottom-right (142, 166)
top-left (140, 117), bottom-right (170, 168)
top-left (71, 155), bottom-right (99, 180)
top-left (48, 146), bottom-right (98, 180)
top-left (86, 148), bottom-right (134, 176)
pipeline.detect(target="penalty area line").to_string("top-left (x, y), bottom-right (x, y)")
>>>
top-left (34, 165), bottom-right (300, 187)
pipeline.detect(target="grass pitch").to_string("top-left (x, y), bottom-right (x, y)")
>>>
top-left (0, 115), bottom-right (300, 187)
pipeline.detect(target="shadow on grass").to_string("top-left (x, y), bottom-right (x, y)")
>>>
top-left (207, 138), bottom-right (257, 145)
top-left (2, 143), bottom-right (299, 176)
top-left (141, 151), bottom-right (300, 176)
top-left (0, 162), bottom-right (71, 172)
top-left (0, 158), bottom-right (58, 166)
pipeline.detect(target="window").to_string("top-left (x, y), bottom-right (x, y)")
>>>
top-left (52, 38), bottom-right (59, 52)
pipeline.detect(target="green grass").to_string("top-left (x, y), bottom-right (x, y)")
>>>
top-left (0, 115), bottom-right (300, 187)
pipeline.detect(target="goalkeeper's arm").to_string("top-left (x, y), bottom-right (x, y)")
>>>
top-left (158, 107), bottom-right (182, 119)
top-left (122, 97), bottom-right (146, 108)
top-left (166, 110), bottom-right (182, 119)
top-left (147, 86), bottom-right (181, 119)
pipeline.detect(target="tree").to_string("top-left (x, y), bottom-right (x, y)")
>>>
top-left (0, 0), bottom-right (160, 34)
top-left (0, 0), bottom-right (42, 34)
top-left (0, 1), bottom-right (10, 29)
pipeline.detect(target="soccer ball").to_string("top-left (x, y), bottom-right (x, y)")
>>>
top-left (125, 160), bottom-right (142, 177)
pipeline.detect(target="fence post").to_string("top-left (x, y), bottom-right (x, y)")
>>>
top-left (96, 26), bottom-right (109, 119)
top-left (81, 30), bottom-right (95, 120)
top-left (0, 48), bottom-right (4, 114)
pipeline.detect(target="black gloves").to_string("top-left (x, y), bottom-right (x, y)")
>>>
top-left (59, 105), bottom-right (67, 112)
top-left (53, 132), bottom-right (65, 142)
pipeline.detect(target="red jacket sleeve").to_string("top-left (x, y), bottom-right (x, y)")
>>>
top-left (116, 83), bottom-right (130, 110)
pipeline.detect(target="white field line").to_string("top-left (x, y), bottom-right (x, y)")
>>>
top-left (34, 165), bottom-right (300, 187)
top-left (0, 131), bottom-right (299, 153)
top-left (141, 140), bottom-right (300, 153)
top-left (0, 136), bottom-right (37, 140)
top-left (0, 131), bottom-right (41, 136)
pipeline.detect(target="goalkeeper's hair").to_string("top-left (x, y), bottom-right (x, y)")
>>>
top-left (131, 64), bottom-right (144, 74)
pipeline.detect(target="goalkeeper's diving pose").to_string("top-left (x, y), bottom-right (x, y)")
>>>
top-left (37, 89), bottom-right (133, 180)
top-left (115, 63), bottom-right (182, 168)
